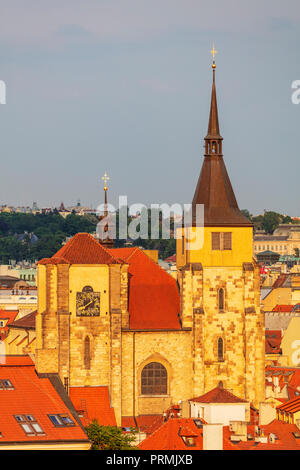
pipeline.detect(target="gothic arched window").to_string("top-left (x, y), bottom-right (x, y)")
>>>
top-left (218, 338), bottom-right (224, 362)
top-left (218, 288), bottom-right (224, 311)
top-left (84, 336), bottom-right (91, 370)
top-left (141, 362), bottom-right (167, 395)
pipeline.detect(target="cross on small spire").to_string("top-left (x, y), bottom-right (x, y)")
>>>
top-left (102, 172), bottom-right (110, 190)
top-left (210, 43), bottom-right (218, 68)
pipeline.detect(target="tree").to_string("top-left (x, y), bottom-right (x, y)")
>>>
top-left (241, 209), bottom-right (252, 221)
top-left (85, 421), bottom-right (137, 450)
top-left (261, 211), bottom-right (282, 235)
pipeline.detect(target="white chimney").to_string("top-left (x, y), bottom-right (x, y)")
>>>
top-left (203, 424), bottom-right (223, 450)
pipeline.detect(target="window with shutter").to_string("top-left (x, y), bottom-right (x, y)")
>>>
top-left (223, 232), bottom-right (232, 250)
top-left (211, 232), bottom-right (221, 250)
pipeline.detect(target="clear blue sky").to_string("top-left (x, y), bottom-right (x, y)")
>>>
top-left (0, 0), bottom-right (299, 216)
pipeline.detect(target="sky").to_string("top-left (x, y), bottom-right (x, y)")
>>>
top-left (0, 0), bottom-right (300, 216)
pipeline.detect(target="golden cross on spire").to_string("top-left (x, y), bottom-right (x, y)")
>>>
top-left (210, 43), bottom-right (217, 68)
top-left (102, 172), bottom-right (110, 190)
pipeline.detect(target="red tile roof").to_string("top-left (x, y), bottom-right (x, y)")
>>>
top-left (272, 304), bottom-right (294, 312)
top-left (249, 420), bottom-right (300, 450)
top-left (8, 310), bottom-right (37, 330)
top-left (164, 254), bottom-right (176, 263)
top-left (69, 386), bottom-right (116, 427)
top-left (272, 274), bottom-right (289, 289)
top-left (121, 416), bottom-right (136, 429)
top-left (108, 247), bottom-right (181, 330)
top-left (190, 386), bottom-right (247, 404)
top-left (265, 366), bottom-right (300, 401)
top-left (0, 310), bottom-right (18, 340)
top-left (38, 233), bottom-right (121, 265)
top-left (277, 396), bottom-right (300, 414)
top-left (265, 330), bottom-right (282, 354)
top-left (0, 356), bottom-right (89, 445)
top-left (138, 418), bottom-right (237, 450)
top-left (121, 415), bottom-right (164, 435)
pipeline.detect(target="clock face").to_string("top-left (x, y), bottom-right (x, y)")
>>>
top-left (76, 290), bottom-right (100, 316)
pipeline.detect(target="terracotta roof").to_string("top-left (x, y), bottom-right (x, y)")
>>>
top-left (108, 247), bottom-right (181, 330)
top-left (265, 366), bottom-right (300, 400)
top-left (136, 415), bottom-right (164, 435)
top-left (38, 233), bottom-right (122, 265)
top-left (121, 416), bottom-right (136, 429)
top-left (8, 310), bottom-right (37, 330)
top-left (164, 254), bottom-right (176, 263)
top-left (272, 275), bottom-right (290, 289)
top-left (190, 385), bottom-right (247, 404)
top-left (277, 396), bottom-right (300, 413)
top-left (69, 386), bottom-right (116, 427)
top-left (138, 418), bottom-right (237, 450)
top-left (0, 357), bottom-right (89, 445)
top-left (0, 310), bottom-right (18, 341)
top-left (265, 330), bottom-right (282, 354)
top-left (122, 415), bottom-right (164, 435)
top-left (249, 420), bottom-right (300, 450)
top-left (272, 304), bottom-right (294, 312)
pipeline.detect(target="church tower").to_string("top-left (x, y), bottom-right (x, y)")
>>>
top-left (177, 51), bottom-right (265, 406)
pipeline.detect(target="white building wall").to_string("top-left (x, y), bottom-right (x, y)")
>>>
top-left (190, 402), bottom-right (246, 425)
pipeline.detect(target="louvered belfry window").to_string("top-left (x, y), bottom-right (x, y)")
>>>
top-left (141, 362), bottom-right (167, 395)
top-left (211, 232), bottom-right (232, 250)
top-left (211, 232), bottom-right (221, 250)
top-left (223, 232), bottom-right (232, 250)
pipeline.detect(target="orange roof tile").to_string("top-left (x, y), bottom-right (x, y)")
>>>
top-left (38, 233), bottom-right (121, 266)
top-left (0, 310), bottom-right (18, 340)
top-left (69, 386), bottom-right (116, 427)
top-left (272, 304), bottom-right (294, 312)
top-left (190, 385), bottom-right (247, 404)
top-left (108, 247), bottom-right (181, 330)
top-left (0, 357), bottom-right (89, 444)
top-left (277, 396), bottom-right (300, 413)
top-left (138, 418), bottom-right (237, 450)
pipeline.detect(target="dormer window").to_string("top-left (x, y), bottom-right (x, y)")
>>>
top-left (0, 379), bottom-right (14, 390)
top-left (181, 436), bottom-right (197, 447)
top-left (14, 415), bottom-right (45, 435)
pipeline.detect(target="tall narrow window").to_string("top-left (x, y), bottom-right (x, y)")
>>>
top-left (84, 336), bottom-right (91, 370)
top-left (218, 288), bottom-right (224, 311)
top-left (182, 235), bottom-right (185, 255)
top-left (212, 232), bottom-right (221, 250)
top-left (218, 338), bottom-right (224, 362)
top-left (223, 232), bottom-right (232, 250)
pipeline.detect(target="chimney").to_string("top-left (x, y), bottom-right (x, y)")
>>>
top-left (203, 424), bottom-right (223, 450)
top-left (229, 421), bottom-right (247, 442)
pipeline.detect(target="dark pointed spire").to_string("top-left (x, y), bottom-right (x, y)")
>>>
top-left (192, 51), bottom-right (252, 227)
top-left (205, 66), bottom-right (222, 141)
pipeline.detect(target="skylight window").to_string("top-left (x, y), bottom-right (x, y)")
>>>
top-left (0, 379), bottom-right (14, 390)
top-left (14, 415), bottom-right (45, 436)
top-left (48, 414), bottom-right (75, 427)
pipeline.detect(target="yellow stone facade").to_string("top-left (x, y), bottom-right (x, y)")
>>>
top-left (34, 225), bottom-right (265, 426)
